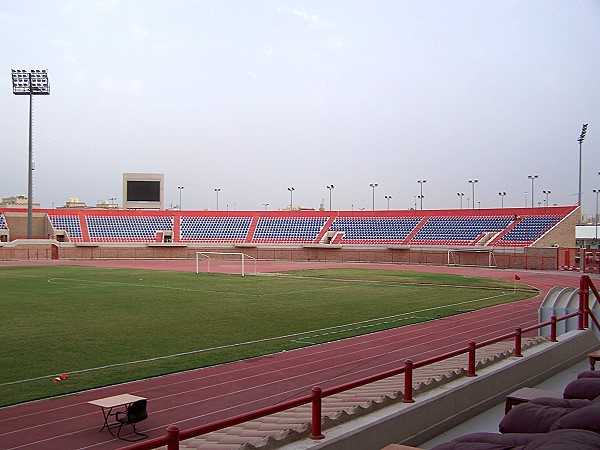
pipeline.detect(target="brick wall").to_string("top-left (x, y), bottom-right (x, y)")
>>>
top-left (0, 241), bottom-right (562, 271)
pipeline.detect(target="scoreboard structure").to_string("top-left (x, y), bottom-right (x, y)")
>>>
top-left (122, 173), bottom-right (164, 210)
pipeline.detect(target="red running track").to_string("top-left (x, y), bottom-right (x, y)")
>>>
top-left (0, 261), bottom-right (595, 449)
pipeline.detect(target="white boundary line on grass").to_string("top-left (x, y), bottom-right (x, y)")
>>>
top-left (46, 277), bottom-right (351, 297)
top-left (1, 290), bottom-right (515, 388)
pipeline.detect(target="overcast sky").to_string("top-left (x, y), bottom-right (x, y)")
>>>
top-left (1, 1), bottom-right (599, 214)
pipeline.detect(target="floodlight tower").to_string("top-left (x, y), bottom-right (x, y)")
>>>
top-left (499, 192), bottom-right (506, 208)
top-left (577, 124), bottom-right (588, 222)
top-left (528, 174), bottom-right (538, 208)
top-left (326, 185), bottom-right (334, 211)
top-left (214, 188), bottom-right (220, 210)
top-left (543, 190), bottom-right (551, 209)
top-left (287, 187), bottom-right (295, 210)
top-left (177, 186), bottom-right (184, 210)
top-left (417, 179), bottom-right (426, 210)
top-left (370, 183), bottom-right (378, 210)
top-left (593, 188), bottom-right (599, 243)
top-left (468, 179), bottom-right (478, 209)
top-left (457, 192), bottom-right (464, 209)
top-left (11, 69), bottom-right (50, 238)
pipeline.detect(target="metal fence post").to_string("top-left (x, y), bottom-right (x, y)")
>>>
top-left (403, 360), bottom-right (415, 403)
top-left (167, 425), bottom-right (180, 450)
top-left (580, 275), bottom-right (588, 330)
top-left (310, 386), bottom-right (325, 439)
top-left (514, 327), bottom-right (522, 357)
top-left (550, 316), bottom-right (558, 342)
top-left (467, 341), bottom-right (477, 376)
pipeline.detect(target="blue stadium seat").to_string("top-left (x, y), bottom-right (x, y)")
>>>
top-left (498, 216), bottom-right (561, 246)
top-left (86, 216), bottom-right (173, 242)
top-left (252, 217), bottom-right (327, 243)
top-left (330, 217), bottom-right (421, 244)
top-left (49, 215), bottom-right (83, 241)
top-left (180, 216), bottom-right (251, 242)
top-left (410, 216), bottom-right (511, 246)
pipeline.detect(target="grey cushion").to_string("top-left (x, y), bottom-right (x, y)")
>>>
top-left (549, 403), bottom-right (600, 433)
top-left (499, 403), bottom-right (573, 434)
top-left (563, 378), bottom-right (600, 400)
top-left (522, 428), bottom-right (600, 449)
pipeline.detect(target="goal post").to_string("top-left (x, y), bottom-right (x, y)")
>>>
top-left (447, 249), bottom-right (497, 268)
top-left (195, 252), bottom-right (257, 276)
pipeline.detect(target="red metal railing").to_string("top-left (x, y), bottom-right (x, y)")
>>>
top-left (123, 275), bottom-right (600, 450)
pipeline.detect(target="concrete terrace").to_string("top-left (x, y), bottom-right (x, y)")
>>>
top-left (171, 329), bottom-right (598, 450)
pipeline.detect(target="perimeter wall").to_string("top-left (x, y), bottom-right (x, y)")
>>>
top-left (0, 241), bottom-right (571, 271)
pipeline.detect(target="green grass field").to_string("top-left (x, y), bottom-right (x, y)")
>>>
top-left (0, 265), bottom-right (537, 407)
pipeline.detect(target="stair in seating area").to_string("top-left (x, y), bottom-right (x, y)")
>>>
top-left (487, 216), bottom-right (521, 246)
top-left (315, 215), bottom-right (336, 244)
top-left (474, 232), bottom-right (497, 246)
top-left (402, 217), bottom-right (428, 244)
top-left (244, 215), bottom-right (260, 243)
top-left (330, 231), bottom-right (345, 244)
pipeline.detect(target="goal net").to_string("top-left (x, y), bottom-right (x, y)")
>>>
top-left (447, 249), bottom-right (497, 268)
top-left (195, 252), bottom-right (257, 276)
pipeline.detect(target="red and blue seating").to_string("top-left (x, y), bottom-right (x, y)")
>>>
top-left (180, 216), bottom-right (252, 243)
top-left (36, 206), bottom-right (577, 247)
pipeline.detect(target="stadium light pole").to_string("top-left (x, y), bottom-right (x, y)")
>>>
top-left (214, 188), bottom-right (220, 210)
top-left (594, 188), bottom-right (599, 243)
top-left (499, 192), bottom-right (506, 208)
top-left (370, 183), bottom-right (378, 210)
top-left (288, 186), bottom-right (295, 210)
top-left (468, 179), bottom-right (478, 209)
top-left (263, 203), bottom-right (269, 210)
top-left (457, 192), bottom-right (464, 209)
top-left (417, 180), bottom-right (426, 210)
top-left (528, 174), bottom-right (538, 207)
top-left (11, 69), bottom-right (50, 238)
top-left (577, 124), bottom-right (588, 222)
top-left (326, 185), bottom-right (334, 211)
top-left (385, 195), bottom-right (392, 210)
top-left (177, 186), bottom-right (184, 210)
top-left (543, 190), bottom-right (551, 211)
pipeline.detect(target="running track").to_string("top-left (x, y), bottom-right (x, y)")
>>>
top-left (0, 260), bottom-right (597, 450)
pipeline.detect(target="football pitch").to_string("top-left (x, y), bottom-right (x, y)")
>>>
top-left (0, 265), bottom-right (537, 407)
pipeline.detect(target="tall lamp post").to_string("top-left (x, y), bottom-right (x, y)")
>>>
top-left (214, 188), bottom-right (220, 210)
top-left (288, 187), bottom-right (295, 210)
top-left (385, 195), bottom-right (392, 210)
top-left (326, 185), bottom-right (334, 211)
top-left (577, 124), bottom-right (588, 221)
top-left (543, 190), bottom-right (551, 210)
top-left (468, 179), bottom-right (478, 209)
top-left (11, 69), bottom-right (50, 238)
top-left (527, 174), bottom-right (538, 207)
top-left (417, 179), bottom-right (426, 210)
top-left (457, 192), bottom-right (464, 209)
top-left (263, 203), bottom-right (269, 210)
top-left (370, 183), bottom-right (378, 210)
top-left (499, 192), bottom-right (506, 208)
top-left (177, 186), bottom-right (184, 210)
top-left (593, 188), bottom-right (600, 244)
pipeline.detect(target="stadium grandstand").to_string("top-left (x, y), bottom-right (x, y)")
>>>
top-left (0, 206), bottom-right (577, 246)
top-left (0, 205), bottom-right (586, 271)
